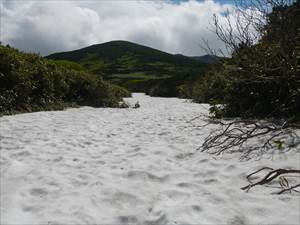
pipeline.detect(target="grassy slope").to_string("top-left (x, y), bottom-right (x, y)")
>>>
top-left (46, 41), bottom-right (209, 96)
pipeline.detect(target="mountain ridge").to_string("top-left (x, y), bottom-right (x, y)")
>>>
top-left (47, 40), bottom-right (199, 63)
top-left (46, 40), bottom-right (206, 76)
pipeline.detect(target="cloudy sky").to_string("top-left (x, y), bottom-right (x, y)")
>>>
top-left (0, 0), bottom-right (237, 56)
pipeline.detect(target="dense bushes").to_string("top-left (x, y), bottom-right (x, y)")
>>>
top-left (109, 75), bottom-right (193, 97)
top-left (0, 45), bottom-right (130, 115)
top-left (188, 64), bottom-right (231, 104)
top-left (223, 1), bottom-right (299, 121)
top-left (190, 1), bottom-right (300, 122)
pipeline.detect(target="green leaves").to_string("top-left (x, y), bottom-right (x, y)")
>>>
top-left (0, 45), bottom-right (130, 115)
top-left (190, 1), bottom-right (300, 121)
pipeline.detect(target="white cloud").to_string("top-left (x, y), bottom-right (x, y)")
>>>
top-left (1, 0), bottom-right (236, 56)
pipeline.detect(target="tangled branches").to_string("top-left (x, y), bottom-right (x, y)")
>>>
top-left (200, 119), bottom-right (300, 160)
top-left (241, 167), bottom-right (300, 194)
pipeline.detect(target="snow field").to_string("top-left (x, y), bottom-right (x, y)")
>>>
top-left (1, 93), bottom-right (299, 225)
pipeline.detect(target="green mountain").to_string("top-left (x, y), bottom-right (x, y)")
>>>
top-left (46, 41), bottom-right (209, 96)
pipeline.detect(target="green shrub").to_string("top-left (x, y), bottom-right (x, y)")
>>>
top-left (191, 1), bottom-right (299, 122)
top-left (111, 84), bottom-right (131, 99)
top-left (0, 45), bottom-right (130, 115)
top-left (191, 68), bottom-right (230, 104)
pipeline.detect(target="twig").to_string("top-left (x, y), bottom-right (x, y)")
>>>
top-left (277, 184), bottom-right (300, 194)
top-left (241, 168), bottom-right (300, 191)
top-left (246, 167), bottom-right (273, 182)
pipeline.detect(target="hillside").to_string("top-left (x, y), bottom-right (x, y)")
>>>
top-left (46, 40), bottom-right (205, 76)
top-left (46, 41), bottom-right (209, 96)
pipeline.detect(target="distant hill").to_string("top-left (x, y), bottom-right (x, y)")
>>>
top-left (46, 41), bottom-right (210, 96)
top-left (46, 40), bottom-right (206, 77)
top-left (190, 55), bottom-right (222, 64)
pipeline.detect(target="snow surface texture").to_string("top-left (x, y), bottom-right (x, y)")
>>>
top-left (1, 93), bottom-right (300, 225)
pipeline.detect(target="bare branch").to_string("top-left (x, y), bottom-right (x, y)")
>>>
top-left (241, 167), bottom-right (300, 194)
top-left (209, 0), bottom-right (296, 54)
top-left (200, 119), bottom-right (300, 160)
top-left (277, 184), bottom-right (300, 194)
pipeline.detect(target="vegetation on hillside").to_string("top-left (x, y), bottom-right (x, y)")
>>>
top-left (0, 44), bottom-right (130, 115)
top-left (3, 0), bottom-right (297, 122)
top-left (46, 40), bottom-right (205, 75)
top-left (46, 40), bottom-right (210, 97)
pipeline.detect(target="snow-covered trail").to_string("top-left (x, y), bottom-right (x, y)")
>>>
top-left (1, 93), bottom-right (299, 225)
